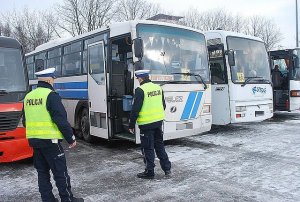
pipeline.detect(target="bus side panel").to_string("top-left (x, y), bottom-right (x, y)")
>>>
top-left (0, 127), bottom-right (33, 162)
top-left (212, 84), bottom-right (231, 125)
top-left (290, 80), bottom-right (300, 111)
top-left (61, 99), bottom-right (81, 128)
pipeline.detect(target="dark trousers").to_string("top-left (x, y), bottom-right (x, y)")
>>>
top-left (33, 143), bottom-right (73, 202)
top-left (140, 127), bottom-right (171, 173)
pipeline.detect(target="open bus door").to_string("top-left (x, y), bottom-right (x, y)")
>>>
top-left (207, 44), bottom-right (231, 125)
top-left (270, 49), bottom-right (300, 111)
top-left (87, 41), bottom-right (109, 140)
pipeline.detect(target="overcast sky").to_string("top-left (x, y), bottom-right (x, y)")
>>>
top-left (0, 0), bottom-right (297, 49)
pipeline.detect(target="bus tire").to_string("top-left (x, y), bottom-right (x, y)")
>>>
top-left (79, 108), bottom-right (92, 142)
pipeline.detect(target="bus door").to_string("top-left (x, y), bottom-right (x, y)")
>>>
top-left (107, 35), bottom-right (135, 141)
top-left (208, 44), bottom-right (231, 125)
top-left (270, 50), bottom-right (300, 111)
top-left (87, 41), bottom-right (108, 138)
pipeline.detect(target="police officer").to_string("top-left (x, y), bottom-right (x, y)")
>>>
top-left (23, 68), bottom-right (84, 202)
top-left (129, 69), bottom-right (171, 179)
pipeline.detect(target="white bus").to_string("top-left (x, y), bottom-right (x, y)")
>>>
top-left (25, 20), bottom-right (212, 143)
top-left (269, 48), bottom-right (300, 111)
top-left (205, 30), bottom-right (273, 125)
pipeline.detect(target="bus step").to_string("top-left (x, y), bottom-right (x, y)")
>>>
top-left (114, 133), bottom-right (135, 141)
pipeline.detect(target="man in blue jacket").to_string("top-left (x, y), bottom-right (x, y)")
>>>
top-left (23, 68), bottom-right (83, 202)
top-left (129, 69), bottom-right (171, 179)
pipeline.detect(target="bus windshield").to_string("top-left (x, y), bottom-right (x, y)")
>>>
top-left (137, 24), bottom-right (209, 84)
top-left (0, 47), bottom-right (27, 92)
top-left (227, 37), bottom-right (271, 84)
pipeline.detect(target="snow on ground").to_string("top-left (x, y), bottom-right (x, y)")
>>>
top-left (1, 111), bottom-right (300, 202)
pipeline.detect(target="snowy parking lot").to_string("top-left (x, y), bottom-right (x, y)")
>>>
top-left (1, 111), bottom-right (300, 202)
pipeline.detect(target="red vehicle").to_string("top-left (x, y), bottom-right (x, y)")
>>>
top-left (0, 36), bottom-right (32, 162)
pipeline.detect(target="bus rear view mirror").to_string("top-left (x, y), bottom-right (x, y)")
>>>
top-left (227, 49), bottom-right (235, 66)
top-left (133, 38), bottom-right (144, 60)
top-left (35, 59), bottom-right (45, 72)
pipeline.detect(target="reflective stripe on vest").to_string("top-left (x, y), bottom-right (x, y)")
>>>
top-left (24, 87), bottom-right (63, 139)
top-left (137, 82), bottom-right (165, 125)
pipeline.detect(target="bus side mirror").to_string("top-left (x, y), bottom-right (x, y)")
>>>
top-left (35, 59), bottom-right (45, 72)
top-left (227, 49), bottom-right (235, 66)
top-left (133, 38), bottom-right (144, 61)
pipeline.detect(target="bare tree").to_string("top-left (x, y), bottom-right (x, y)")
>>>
top-left (244, 16), bottom-right (282, 50)
top-left (57, 0), bottom-right (117, 36)
top-left (2, 8), bottom-right (59, 53)
top-left (182, 8), bottom-right (244, 32)
top-left (0, 22), bottom-right (12, 37)
top-left (182, 8), bottom-right (202, 29)
top-left (182, 8), bottom-right (281, 49)
top-left (114, 0), bottom-right (162, 21)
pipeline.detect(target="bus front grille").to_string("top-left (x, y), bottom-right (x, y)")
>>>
top-left (0, 111), bottom-right (21, 132)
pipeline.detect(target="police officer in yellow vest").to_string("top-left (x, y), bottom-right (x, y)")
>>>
top-left (23, 68), bottom-right (84, 202)
top-left (129, 69), bottom-right (171, 179)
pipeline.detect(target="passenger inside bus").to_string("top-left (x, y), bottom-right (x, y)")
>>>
top-left (272, 65), bottom-right (284, 89)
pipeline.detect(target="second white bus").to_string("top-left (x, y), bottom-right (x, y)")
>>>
top-left (205, 30), bottom-right (273, 125)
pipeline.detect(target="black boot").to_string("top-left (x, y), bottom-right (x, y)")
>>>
top-left (165, 170), bottom-right (171, 177)
top-left (72, 197), bottom-right (84, 202)
top-left (137, 170), bottom-right (154, 179)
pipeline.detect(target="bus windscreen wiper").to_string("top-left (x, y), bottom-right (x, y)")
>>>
top-left (0, 89), bottom-right (8, 95)
top-left (241, 76), bottom-right (270, 87)
top-left (159, 80), bottom-right (185, 86)
top-left (172, 72), bottom-right (207, 89)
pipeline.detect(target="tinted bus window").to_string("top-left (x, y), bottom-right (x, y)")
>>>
top-left (62, 52), bottom-right (81, 76)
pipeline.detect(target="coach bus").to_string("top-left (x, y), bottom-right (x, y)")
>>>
top-left (269, 48), bottom-right (300, 111)
top-left (205, 30), bottom-right (273, 125)
top-left (0, 36), bottom-right (32, 162)
top-left (26, 20), bottom-right (212, 143)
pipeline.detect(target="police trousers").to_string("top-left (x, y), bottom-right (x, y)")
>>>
top-left (140, 126), bottom-right (171, 172)
top-left (33, 142), bottom-right (73, 202)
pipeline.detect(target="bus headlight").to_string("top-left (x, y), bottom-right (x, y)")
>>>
top-left (236, 106), bottom-right (246, 112)
top-left (291, 90), bottom-right (300, 97)
top-left (202, 105), bottom-right (211, 113)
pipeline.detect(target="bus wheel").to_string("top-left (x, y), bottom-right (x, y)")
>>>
top-left (80, 108), bottom-right (92, 142)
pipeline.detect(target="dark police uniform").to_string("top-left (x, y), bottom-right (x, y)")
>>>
top-left (24, 81), bottom-right (79, 202)
top-left (129, 78), bottom-right (171, 179)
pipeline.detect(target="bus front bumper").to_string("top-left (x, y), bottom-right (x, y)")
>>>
top-left (0, 128), bottom-right (33, 163)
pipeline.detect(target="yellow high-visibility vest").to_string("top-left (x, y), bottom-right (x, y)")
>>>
top-left (24, 87), bottom-right (63, 139)
top-left (137, 82), bottom-right (165, 125)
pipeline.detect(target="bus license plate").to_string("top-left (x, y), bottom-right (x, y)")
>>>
top-left (255, 111), bottom-right (264, 117)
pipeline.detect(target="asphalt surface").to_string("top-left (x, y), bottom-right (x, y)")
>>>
top-left (1, 111), bottom-right (300, 202)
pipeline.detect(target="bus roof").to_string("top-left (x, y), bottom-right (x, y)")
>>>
top-left (205, 30), bottom-right (264, 43)
top-left (0, 36), bottom-right (22, 49)
top-left (26, 20), bottom-right (204, 56)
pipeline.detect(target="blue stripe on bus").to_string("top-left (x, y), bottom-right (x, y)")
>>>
top-left (190, 92), bottom-right (203, 119)
top-left (180, 92), bottom-right (197, 121)
top-left (56, 90), bottom-right (88, 99)
top-left (31, 83), bottom-right (88, 99)
top-left (54, 81), bottom-right (88, 90)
